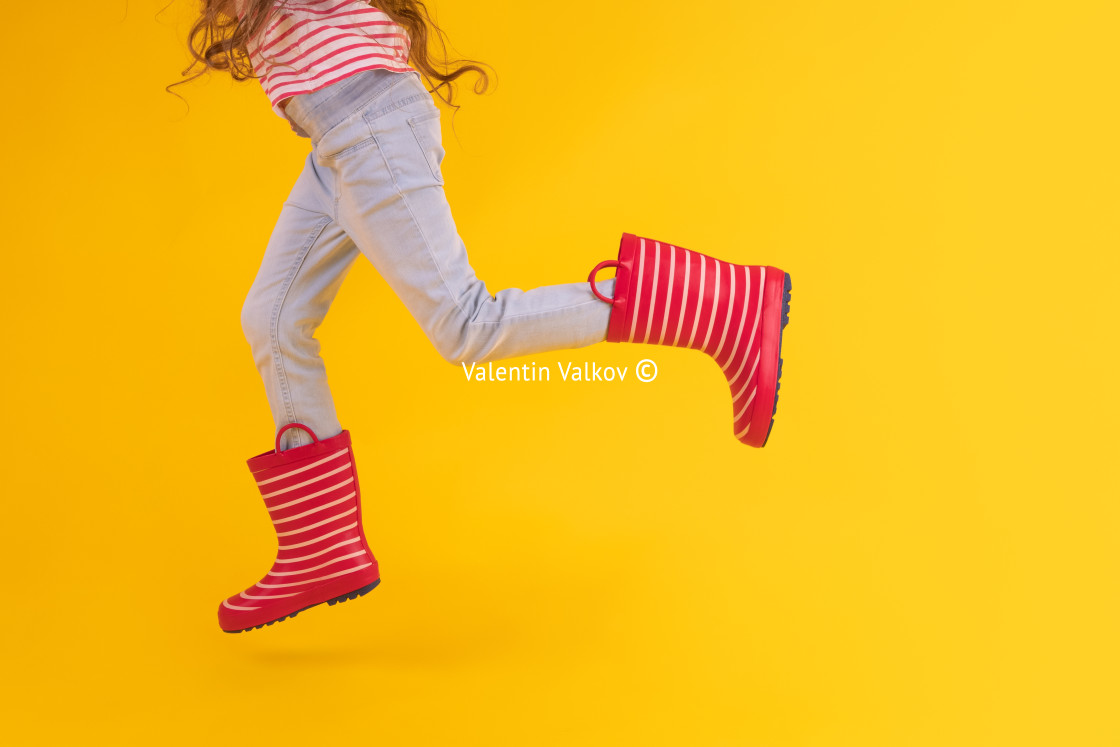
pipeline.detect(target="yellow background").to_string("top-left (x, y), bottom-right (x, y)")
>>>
top-left (2, 0), bottom-right (1117, 744)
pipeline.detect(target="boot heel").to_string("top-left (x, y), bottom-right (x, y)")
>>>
top-left (761, 272), bottom-right (792, 447)
top-left (327, 580), bottom-right (381, 606)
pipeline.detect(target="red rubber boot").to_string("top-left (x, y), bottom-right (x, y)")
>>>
top-left (218, 424), bottom-right (381, 633)
top-left (589, 232), bottom-right (792, 447)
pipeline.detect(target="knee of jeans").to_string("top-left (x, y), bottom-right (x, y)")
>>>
top-left (240, 290), bottom-right (270, 352)
top-left (429, 314), bottom-right (499, 366)
top-left (430, 325), bottom-right (479, 366)
top-left (428, 286), bottom-right (500, 365)
top-left (243, 290), bottom-right (322, 356)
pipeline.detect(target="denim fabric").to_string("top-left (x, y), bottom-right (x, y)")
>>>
top-left (242, 68), bottom-right (615, 450)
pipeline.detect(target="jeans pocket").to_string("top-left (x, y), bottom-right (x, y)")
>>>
top-left (317, 112), bottom-right (376, 161)
top-left (407, 108), bottom-right (445, 185)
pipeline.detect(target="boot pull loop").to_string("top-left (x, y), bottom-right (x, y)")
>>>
top-left (275, 423), bottom-right (320, 453)
top-left (588, 260), bottom-right (620, 305)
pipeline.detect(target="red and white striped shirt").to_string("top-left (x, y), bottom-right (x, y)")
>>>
top-left (237, 1), bottom-right (418, 121)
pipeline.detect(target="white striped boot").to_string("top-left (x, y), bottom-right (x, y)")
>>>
top-left (218, 424), bottom-right (381, 633)
top-left (589, 232), bottom-right (792, 447)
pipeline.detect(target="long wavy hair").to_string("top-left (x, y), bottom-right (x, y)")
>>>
top-left (168, 0), bottom-right (493, 113)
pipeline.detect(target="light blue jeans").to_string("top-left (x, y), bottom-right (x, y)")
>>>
top-left (242, 68), bottom-right (615, 450)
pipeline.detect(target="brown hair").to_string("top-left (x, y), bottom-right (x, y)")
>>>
top-left (168, 0), bottom-right (494, 114)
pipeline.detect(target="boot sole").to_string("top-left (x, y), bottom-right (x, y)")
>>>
top-left (760, 272), bottom-right (792, 447)
top-left (223, 579), bottom-right (381, 634)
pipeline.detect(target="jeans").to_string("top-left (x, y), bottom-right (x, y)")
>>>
top-left (241, 68), bottom-right (615, 451)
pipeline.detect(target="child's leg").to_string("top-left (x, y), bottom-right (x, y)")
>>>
top-left (241, 153), bottom-right (359, 451)
top-left (327, 75), bottom-right (614, 365)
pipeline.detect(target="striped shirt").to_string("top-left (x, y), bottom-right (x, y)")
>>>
top-left (237, 1), bottom-right (418, 121)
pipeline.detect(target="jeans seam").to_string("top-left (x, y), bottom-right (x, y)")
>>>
top-left (269, 213), bottom-right (333, 449)
top-left (366, 128), bottom-right (472, 323)
top-left (456, 298), bottom-right (610, 363)
top-left (407, 113), bottom-right (445, 186)
top-left (467, 297), bottom-right (607, 326)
